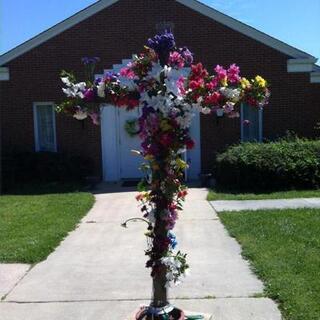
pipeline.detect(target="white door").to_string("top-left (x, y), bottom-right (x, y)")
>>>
top-left (118, 107), bottom-right (143, 179)
top-left (101, 105), bottom-right (201, 182)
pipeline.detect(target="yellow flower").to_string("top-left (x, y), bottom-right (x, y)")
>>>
top-left (152, 163), bottom-right (160, 170)
top-left (221, 76), bottom-right (228, 87)
top-left (255, 75), bottom-right (266, 88)
top-left (160, 120), bottom-right (172, 131)
top-left (176, 158), bottom-right (188, 170)
top-left (240, 77), bottom-right (250, 89)
top-left (144, 154), bottom-right (154, 161)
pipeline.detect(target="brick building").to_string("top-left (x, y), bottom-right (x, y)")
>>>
top-left (1, 0), bottom-right (319, 181)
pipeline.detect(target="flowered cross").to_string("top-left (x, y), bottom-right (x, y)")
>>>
top-left (57, 31), bottom-right (270, 319)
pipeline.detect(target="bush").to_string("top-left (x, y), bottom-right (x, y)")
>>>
top-left (215, 138), bottom-right (320, 191)
top-left (3, 152), bottom-right (94, 189)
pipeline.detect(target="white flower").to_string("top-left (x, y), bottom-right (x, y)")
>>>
top-left (201, 107), bottom-right (211, 114)
top-left (97, 81), bottom-right (106, 98)
top-left (73, 110), bottom-right (87, 120)
top-left (118, 76), bottom-right (137, 91)
top-left (146, 63), bottom-right (163, 82)
top-left (164, 78), bottom-right (180, 96)
top-left (146, 210), bottom-right (156, 224)
top-left (61, 77), bottom-right (71, 86)
top-left (223, 101), bottom-right (235, 113)
top-left (220, 87), bottom-right (241, 102)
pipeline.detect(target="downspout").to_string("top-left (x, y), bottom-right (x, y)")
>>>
top-left (0, 67), bottom-right (10, 194)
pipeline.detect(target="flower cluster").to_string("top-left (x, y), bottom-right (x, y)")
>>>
top-left (184, 63), bottom-right (270, 118)
top-left (58, 31), bottom-right (270, 287)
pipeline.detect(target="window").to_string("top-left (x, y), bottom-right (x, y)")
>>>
top-left (241, 103), bottom-right (263, 142)
top-left (33, 102), bottom-right (57, 152)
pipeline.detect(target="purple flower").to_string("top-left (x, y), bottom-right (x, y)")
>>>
top-left (147, 31), bottom-right (176, 66)
top-left (81, 57), bottom-right (100, 65)
top-left (83, 88), bottom-right (95, 102)
top-left (179, 47), bottom-right (194, 65)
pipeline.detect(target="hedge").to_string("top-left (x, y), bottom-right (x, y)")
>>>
top-left (215, 139), bottom-right (320, 190)
top-left (2, 152), bottom-right (94, 189)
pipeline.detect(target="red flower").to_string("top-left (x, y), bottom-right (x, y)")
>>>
top-left (189, 79), bottom-right (204, 90)
top-left (204, 91), bottom-right (221, 106)
top-left (190, 63), bottom-right (209, 80)
top-left (159, 133), bottom-right (173, 146)
top-left (185, 138), bottom-right (195, 150)
top-left (178, 190), bottom-right (188, 198)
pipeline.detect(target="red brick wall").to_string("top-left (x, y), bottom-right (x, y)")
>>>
top-left (1, 0), bottom-right (320, 176)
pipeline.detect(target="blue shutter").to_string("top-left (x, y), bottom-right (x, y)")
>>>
top-left (35, 104), bottom-right (56, 152)
top-left (241, 104), bottom-right (262, 142)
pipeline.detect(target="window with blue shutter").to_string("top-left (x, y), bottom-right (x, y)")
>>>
top-left (241, 103), bottom-right (263, 142)
top-left (33, 103), bottom-right (57, 152)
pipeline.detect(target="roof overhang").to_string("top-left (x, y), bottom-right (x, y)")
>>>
top-left (0, 67), bottom-right (9, 80)
top-left (287, 58), bottom-right (318, 73)
top-left (311, 72), bottom-right (320, 84)
top-left (177, 0), bottom-right (316, 60)
top-left (0, 0), bottom-right (118, 66)
top-left (0, 0), bottom-right (318, 84)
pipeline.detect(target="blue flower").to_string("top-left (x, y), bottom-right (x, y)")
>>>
top-left (168, 231), bottom-right (178, 249)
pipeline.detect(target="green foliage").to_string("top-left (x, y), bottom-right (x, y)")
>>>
top-left (215, 138), bottom-right (320, 190)
top-left (3, 152), bottom-right (94, 191)
top-left (220, 208), bottom-right (320, 320)
top-left (0, 191), bottom-right (94, 263)
top-left (207, 188), bottom-right (320, 201)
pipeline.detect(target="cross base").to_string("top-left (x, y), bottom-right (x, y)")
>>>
top-left (126, 305), bottom-right (213, 320)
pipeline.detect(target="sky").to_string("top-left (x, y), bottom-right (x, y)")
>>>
top-left (1, 0), bottom-right (319, 60)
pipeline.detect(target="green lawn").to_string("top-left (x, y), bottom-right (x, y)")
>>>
top-left (207, 188), bottom-right (320, 201)
top-left (0, 190), bottom-right (94, 264)
top-left (220, 208), bottom-right (320, 320)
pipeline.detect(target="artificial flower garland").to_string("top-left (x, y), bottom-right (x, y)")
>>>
top-left (57, 31), bottom-right (270, 316)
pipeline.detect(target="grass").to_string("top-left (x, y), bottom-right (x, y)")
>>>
top-left (207, 188), bottom-right (320, 201)
top-left (220, 208), bottom-right (320, 320)
top-left (0, 184), bottom-right (94, 264)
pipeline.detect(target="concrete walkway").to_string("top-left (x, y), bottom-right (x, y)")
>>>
top-left (0, 188), bottom-right (281, 319)
top-left (211, 197), bottom-right (320, 212)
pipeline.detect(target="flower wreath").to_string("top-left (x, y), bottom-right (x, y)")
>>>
top-left (124, 118), bottom-right (140, 137)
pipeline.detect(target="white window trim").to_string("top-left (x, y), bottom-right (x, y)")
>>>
top-left (240, 103), bottom-right (263, 142)
top-left (33, 102), bottom-right (57, 152)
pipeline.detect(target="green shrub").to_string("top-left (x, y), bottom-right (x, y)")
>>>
top-left (215, 139), bottom-right (320, 190)
top-left (3, 152), bottom-right (94, 188)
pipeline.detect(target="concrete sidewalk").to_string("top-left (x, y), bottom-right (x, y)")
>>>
top-left (0, 188), bottom-right (281, 320)
top-left (211, 197), bottom-right (320, 212)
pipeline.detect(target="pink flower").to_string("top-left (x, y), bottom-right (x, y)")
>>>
top-left (214, 65), bottom-right (227, 80)
top-left (177, 76), bottom-right (186, 95)
top-left (227, 64), bottom-right (241, 84)
top-left (120, 67), bottom-right (135, 79)
top-left (89, 112), bottom-right (100, 125)
top-left (169, 51), bottom-right (185, 69)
